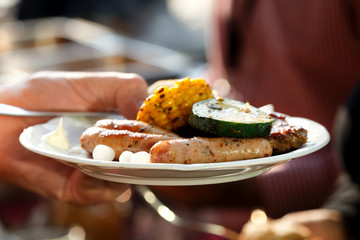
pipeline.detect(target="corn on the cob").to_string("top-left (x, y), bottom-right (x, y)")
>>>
top-left (137, 77), bottom-right (214, 131)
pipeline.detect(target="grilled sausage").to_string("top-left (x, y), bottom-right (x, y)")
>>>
top-left (150, 137), bottom-right (273, 164)
top-left (80, 127), bottom-right (179, 159)
top-left (94, 119), bottom-right (180, 137)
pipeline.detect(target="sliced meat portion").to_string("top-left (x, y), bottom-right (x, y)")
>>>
top-left (150, 137), bottom-right (272, 164)
top-left (266, 115), bottom-right (308, 154)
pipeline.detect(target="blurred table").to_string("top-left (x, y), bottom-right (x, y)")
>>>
top-left (0, 17), bottom-right (202, 85)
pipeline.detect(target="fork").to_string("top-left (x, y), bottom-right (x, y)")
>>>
top-left (135, 185), bottom-right (240, 240)
top-left (0, 103), bottom-right (119, 117)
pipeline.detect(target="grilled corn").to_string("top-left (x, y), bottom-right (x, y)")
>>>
top-left (137, 77), bottom-right (214, 131)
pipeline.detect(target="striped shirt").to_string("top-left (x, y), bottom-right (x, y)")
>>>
top-left (207, 0), bottom-right (360, 225)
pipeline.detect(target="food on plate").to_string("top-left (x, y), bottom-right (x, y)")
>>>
top-left (150, 137), bottom-right (272, 164)
top-left (189, 98), bottom-right (275, 138)
top-left (136, 77), bottom-right (213, 131)
top-left (80, 78), bottom-right (308, 164)
top-left (92, 144), bottom-right (116, 161)
top-left (80, 114), bottom-right (307, 164)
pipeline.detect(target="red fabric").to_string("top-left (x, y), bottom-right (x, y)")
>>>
top-left (209, 0), bottom-right (360, 130)
top-left (206, 0), bottom-right (360, 224)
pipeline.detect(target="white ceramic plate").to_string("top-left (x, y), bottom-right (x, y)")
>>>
top-left (19, 116), bottom-right (330, 186)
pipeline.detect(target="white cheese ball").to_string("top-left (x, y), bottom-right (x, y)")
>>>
top-left (131, 151), bottom-right (150, 163)
top-left (119, 151), bottom-right (133, 162)
top-left (92, 144), bottom-right (115, 161)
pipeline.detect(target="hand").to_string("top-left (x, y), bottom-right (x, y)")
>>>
top-left (281, 209), bottom-right (346, 240)
top-left (0, 71), bottom-right (148, 205)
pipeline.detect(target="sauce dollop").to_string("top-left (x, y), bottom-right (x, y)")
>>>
top-left (42, 118), bottom-right (71, 150)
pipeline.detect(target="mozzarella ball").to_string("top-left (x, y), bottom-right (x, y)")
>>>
top-left (131, 151), bottom-right (150, 163)
top-left (119, 151), bottom-right (133, 162)
top-left (92, 144), bottom-right (115, 161)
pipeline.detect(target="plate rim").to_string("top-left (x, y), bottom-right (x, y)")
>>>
top-left (81, 168), bottom-right (271, 185)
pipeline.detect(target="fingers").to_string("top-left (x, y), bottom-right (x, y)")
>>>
top-left (282, 209), bottom-right (343, 224)
top-left (58, 71), bottom-right (148, 119)
top-left (3, 71), bottom-right (148, 119)
top-left (0, 148), bottom-right (126, 206)
top-left (281, 209), bottom-right (346, 240)
top-left (112, 73), bottom-right (148, 119)
top-left (60, 170), bottom-right (129, 206)
top-left (59, 71), bottom-right (148, 118)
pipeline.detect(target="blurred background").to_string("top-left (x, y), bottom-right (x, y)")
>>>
top-left (0, 0), bottom-right (213, 85)
top-left (0, 1), bottom-right (214, 239)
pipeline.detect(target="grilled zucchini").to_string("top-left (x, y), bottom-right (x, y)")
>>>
top-left (189, 98), bottom-right (274, 138)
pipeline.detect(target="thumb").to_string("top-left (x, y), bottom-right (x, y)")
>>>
top-left (113, 73), bottom-right (148, 119)
top-left (73, 72), bottom-right (148, 119)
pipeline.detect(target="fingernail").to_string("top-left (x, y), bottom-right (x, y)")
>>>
top-left (133, 99), bottom-right (144, 109)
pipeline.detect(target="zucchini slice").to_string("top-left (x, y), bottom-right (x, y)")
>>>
top-left (188, 98), bottom-right (275, 138)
